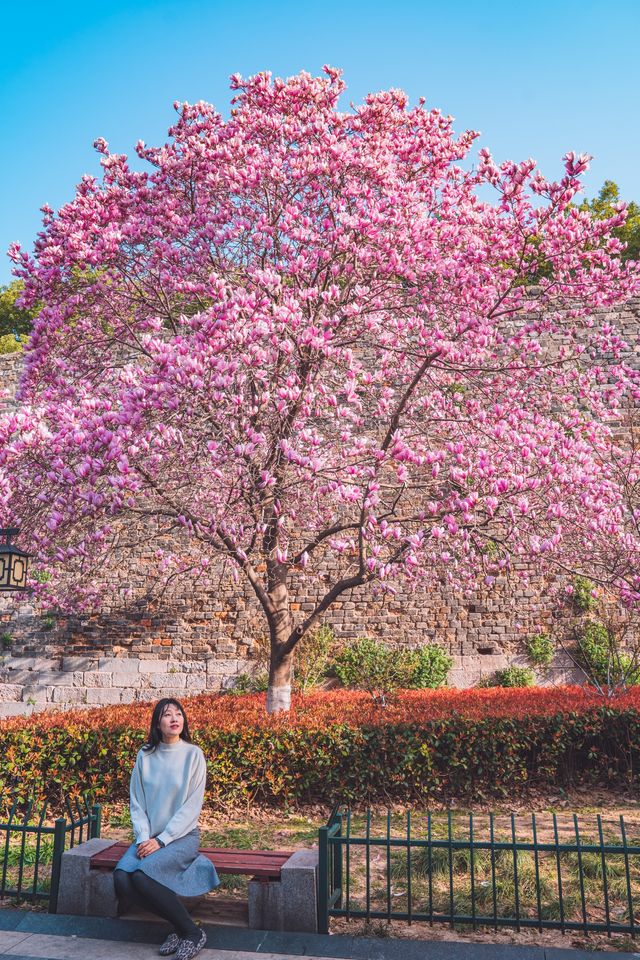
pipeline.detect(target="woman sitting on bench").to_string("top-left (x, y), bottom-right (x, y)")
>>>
top-left (114, 697), bottom-right (219, 960)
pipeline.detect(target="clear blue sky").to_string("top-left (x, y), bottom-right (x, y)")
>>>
top-left (1, 0), bottom-right (638, 286)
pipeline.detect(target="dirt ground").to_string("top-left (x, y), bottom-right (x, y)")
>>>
top-left (331, 917), bottom-right (640, 955)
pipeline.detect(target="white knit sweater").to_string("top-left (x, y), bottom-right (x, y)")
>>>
top-left (129, 739), bottom-right (207, 846)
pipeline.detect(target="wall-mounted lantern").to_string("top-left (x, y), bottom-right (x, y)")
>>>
top-left (0, 528), bottom-right (30, 592)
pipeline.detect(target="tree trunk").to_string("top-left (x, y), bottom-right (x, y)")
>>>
top-left (267, 649), bottom-right (293, 713)
top-left (266, 590), bottom-right (294, 714)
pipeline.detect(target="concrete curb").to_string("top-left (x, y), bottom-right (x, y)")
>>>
top-left (1, 910), bottom-right (639, 959)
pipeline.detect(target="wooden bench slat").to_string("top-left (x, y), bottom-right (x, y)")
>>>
top-left (89, 841), bottom-right (293, 879)
top-left (89, 843), bottom-right (293, 864)
top-left (90, 842), bottom-right (293, 860)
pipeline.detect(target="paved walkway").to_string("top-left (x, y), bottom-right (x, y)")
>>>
top-left (1, 911), bottom-right (639, 960)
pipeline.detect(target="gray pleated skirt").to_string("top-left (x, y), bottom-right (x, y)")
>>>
top-left (115, 828), bottom-right (220, 896)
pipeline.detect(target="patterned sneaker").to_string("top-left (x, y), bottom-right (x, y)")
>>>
top-left (175, 930), bottom-right (206, 960)
top-left (158, 932), bottom-right (180, 956)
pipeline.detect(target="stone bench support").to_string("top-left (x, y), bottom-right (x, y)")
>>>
top-left (56, 838), bottom-right (120, 917)
top-left (56, 840), bottom-right (320, 932)
top-left (248, 849), bottom-right (319, 932)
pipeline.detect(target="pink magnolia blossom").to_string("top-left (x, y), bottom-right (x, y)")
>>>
top-left (1, 67), bottom-right (640, 711)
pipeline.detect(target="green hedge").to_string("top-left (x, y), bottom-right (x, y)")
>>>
top-left (1, 702), bottom-right (639, 810)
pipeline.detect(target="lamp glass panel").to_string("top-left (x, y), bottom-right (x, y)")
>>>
top-left (12, 557), bottom-right (27, 587)
top-left (0, 550), bottom-right (29, 589)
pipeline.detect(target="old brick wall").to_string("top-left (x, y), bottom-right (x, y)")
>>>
top-left (1, 299), bottom-right (638, 714)
top-left (0, 352), bottom-right (21, 414)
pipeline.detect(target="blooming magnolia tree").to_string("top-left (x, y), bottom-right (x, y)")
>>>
top-left (2, 68), bottom-right (640, 711)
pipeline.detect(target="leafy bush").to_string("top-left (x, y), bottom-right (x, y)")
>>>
top-left (403, 644), bottom-right (453, 689)
top-left (331, 637), bottom-right (407, 702)
top-left (480, 666), bottom-right (536, 688)
top-left (2, 688), bottom-right (640, 810)
top-left (294, 625), bottom-right (338, 692)
top-left (572, 576), bottom-right (597, 613)
top-left (525, 633), bottom-right (554, 668)
top-left (228, 625), bottom-right (338, 695)
top-left (32, 569), bottom-right (52, 584)
top-left (0, 281), bottom-right (36, 339)
top-left (228, 671), bottom-right (269, 695)
top-left (576, 620), bottom-right (640, 689)
top-left (0, 334), bottom-right (22, 355)
top-left (331, 637), bottom-right (451, 702)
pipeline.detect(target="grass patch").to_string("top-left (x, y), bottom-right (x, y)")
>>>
top-left (4, 839), bottom-right (54, 868)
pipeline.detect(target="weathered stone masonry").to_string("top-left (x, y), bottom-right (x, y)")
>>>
top-left (1, 299), bottom-right (639, 714)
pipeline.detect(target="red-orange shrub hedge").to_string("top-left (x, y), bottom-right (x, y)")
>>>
top-left (1, 687), bottom-right (639, 809)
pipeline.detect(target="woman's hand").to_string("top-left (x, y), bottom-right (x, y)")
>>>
top-left (136, 838), bottom-right (161, 858)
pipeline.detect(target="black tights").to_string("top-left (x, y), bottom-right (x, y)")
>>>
top-left (114, 868), bottom-right (201, 944)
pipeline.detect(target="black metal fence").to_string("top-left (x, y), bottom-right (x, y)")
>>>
top-left (318, 806), bottom-right (640, 937)
top-left (0, 796), bottom-right (101, 912)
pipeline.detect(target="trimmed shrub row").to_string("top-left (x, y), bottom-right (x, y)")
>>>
top-left (1, 688), bottom-right (639, 809)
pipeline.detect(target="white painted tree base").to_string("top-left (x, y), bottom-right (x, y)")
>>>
top-left (267, 683), bottom-right (291, 713)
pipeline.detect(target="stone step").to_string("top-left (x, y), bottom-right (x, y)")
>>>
top-left (122, 895), bottom-right (249, 928)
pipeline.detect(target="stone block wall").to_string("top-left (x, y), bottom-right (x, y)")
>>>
top-left (0, 652), bottom-right (238, 716)
top-left (0, 648), bottom-right (582, 717)
top-left (0, 568), bottom-right (584, 715)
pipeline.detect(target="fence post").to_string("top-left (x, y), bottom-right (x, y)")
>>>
top-left (332, 811), bottom-right (343, 910)
top-left (48, 818), bottom-right (67, 914)
top-left (318, 825), bottom-right (329, 934)
top-left (90, 804), bottom-right (102, 840)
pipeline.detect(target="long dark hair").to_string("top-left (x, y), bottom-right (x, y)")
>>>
top-left (142, 698), bottom-right (193, 752)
